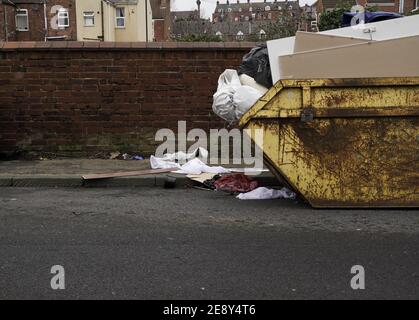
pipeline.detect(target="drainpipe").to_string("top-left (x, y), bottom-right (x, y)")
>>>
top-left (43, 0), bottom-right (48, 41)
top-left (3, 3), bottom-right (8, 41)
top-left (100, 0), bottom-right (104, 40)
top-left (3, 0), bottom-right (16, 41)
top-left (145, 0), bottom-right (148, 42)
top-left (399, 0), bottom-right (405, 14)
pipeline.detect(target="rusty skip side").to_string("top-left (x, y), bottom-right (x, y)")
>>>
top-left (240, 77), bottom-right (419, 208)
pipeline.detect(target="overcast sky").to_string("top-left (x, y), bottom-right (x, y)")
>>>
top-left (171, 0), bottom-right (317, 19)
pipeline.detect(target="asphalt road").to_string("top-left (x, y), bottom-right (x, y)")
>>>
top-left (0, 187), bottom-right (418, 300)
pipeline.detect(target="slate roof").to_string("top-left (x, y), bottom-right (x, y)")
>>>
top-left (215, 0), bottom-right (300, 12)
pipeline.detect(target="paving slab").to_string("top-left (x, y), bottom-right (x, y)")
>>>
top-left (0, 159), bottom-right (280, 188)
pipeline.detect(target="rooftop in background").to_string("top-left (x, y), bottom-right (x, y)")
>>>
top-left (214, 0), bottom-right (300, 12)
top-left (106, 0), bottom-right (140, 4)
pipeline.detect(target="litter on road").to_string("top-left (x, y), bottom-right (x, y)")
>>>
top-left (237, 187), bottom-right (296, 200)
top-left (151, 148), bottom-right (230, 175)
top-left (214, 173), bottom-right (259, 194)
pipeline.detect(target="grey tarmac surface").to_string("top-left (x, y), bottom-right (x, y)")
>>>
top-left (0, 187), bottom-right (418, 300)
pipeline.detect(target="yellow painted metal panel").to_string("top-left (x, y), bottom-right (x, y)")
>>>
top-left (240, 77), bottom-right (419, 208)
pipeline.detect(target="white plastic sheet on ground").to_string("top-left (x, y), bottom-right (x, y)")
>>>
top-left (150, 147), bottom-right (208, 170)
top-left (175, 158), bottom-right (230, 175)
top-left (150, 148), bottom-right (230, 175)
top-left (237, 187), bottom-right (296, 200)
top-left (212, 69), bottom-right (263, 123)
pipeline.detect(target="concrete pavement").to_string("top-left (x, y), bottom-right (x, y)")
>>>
top-left (0, 159), bottom-right (278, 188)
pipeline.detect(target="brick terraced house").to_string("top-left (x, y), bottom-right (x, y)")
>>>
top-left (0, 0), bottom-right (77, 41)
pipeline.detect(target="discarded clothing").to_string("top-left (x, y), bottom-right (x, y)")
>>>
top-left (214, 173), bottom-right (259, 193)
top-left (237, 187), bottom-right (296, 200)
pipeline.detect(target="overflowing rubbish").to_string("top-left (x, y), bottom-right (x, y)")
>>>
top-left (214, 173), bottom-right (259, 194)
top-left (267, 14), bottom-right (419, 84)
top-left (237, 187), bottom-right (296, 200)
top-left (132, 155), bottom-right (144, 161)
top-left (212, 69), bottom-right (263, 123)
top-left (237, 44), bottom-right (273, 89)
top-left (239, 74), bottom-right (269, 95)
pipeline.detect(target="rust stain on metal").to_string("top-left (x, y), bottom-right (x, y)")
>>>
top-left (241, 77), bottom-right (419, 208)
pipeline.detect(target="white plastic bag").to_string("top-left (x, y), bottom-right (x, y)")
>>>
top-left (233, 85), bottom-right (263, 120)
top-left (239, 74), bottom-right (269, 95)
top-left (237, 187), bottom-right (296, 200)
top-left (212, 69), bottom-right (262, 123)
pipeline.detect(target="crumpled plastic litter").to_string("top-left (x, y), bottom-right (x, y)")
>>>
top-left (150, 148), bottom-right (230, 175)
top-left (214, 173), bottom-right (259, 193)
top-left (236, 187), bottom-right (296, 200)
top-left (157, 147), bottom-right (208, 162)
top-left (175, 158), bottom-right (230, 175)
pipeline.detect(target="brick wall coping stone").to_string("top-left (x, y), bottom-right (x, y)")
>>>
top-left (0, 41), bottom-right (260, 51)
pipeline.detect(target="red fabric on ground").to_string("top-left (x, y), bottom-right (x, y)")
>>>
top-left (213, 173), bottom-right (259, 193)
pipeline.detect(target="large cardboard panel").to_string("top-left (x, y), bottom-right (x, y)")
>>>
top-left (293, 31), bottom-right (369, 53)
top-left (267, 15), bottom-right (419, 83)
top-left (278, 35), bottom-right (419, 79)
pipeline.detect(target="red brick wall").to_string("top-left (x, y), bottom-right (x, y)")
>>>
top-left (0, 42), bottom-right (255, 157)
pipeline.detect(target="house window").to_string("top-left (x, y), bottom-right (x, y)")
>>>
top-left (116, 7), bottom-right (125, 28)
top-left (15, 9), bottom-right (29, 31)
top-left (416, 0), bottom-right (419, 8)
top-left (83, 11), bottom-right (95, 26)
top-left (236, 31), bottom-right (244, 41)
top-left (58, 8), bottom-right (69, 27)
